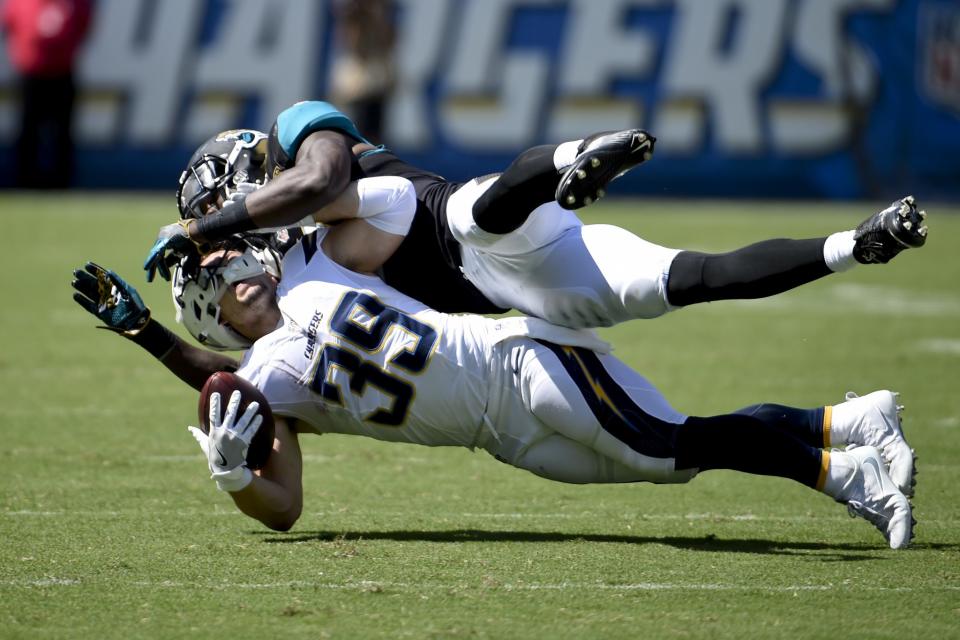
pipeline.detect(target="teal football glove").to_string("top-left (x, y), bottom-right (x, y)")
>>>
top-left (144, 220), bottom-right (207, 282)
top-left (71, 262), bottom-right (151, 333)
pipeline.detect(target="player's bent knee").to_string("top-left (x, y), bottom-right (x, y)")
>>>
top-left (580, 225), bottom-right (681, 321)
top-left (446, 177), bottom-right (501, 248)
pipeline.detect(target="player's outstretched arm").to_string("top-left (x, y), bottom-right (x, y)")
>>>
top-left (192, 130), bottom-right (354, 244)
top-left (188, 405), bottom-right (303, 531)
top-left (244, 130), bottom-right (354, 224)
top-left (154, 340), bottom-right (240, 392)
top-left (227, 418), bottom-right (303, 531)
top-left (72, 262), bottom-right (239, 390)
top-left (145, 130), bottom-right (356, 281)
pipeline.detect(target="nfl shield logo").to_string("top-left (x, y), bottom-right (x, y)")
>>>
top-left (921, 3), bottom-right (960, 113)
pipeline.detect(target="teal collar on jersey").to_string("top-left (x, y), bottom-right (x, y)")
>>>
top-left (358, 145), bottom-right (389, 159)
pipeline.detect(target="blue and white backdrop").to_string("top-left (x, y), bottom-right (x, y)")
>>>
top-left (0, 0), bottom-right (957, 199)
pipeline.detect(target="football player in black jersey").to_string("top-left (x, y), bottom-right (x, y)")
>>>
top-left (146, 101), bottom-right (928, 329)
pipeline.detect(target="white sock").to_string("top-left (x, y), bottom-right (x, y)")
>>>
top-left (823, 230), bottom-right (857, 272)
top-left (827, 397), bottom-right (860, 447)
top-left (821, 450), bottom-right (856, 500)
top-left (553, 140), bottom-right (583, 171)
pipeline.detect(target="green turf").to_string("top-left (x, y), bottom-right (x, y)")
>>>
top-left (1, 194), bottom-right (958, 639)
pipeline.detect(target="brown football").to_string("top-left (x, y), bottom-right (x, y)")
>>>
top-left (199, 371), bottom-right (276, 470)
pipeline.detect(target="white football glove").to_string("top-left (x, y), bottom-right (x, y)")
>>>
top-left (188, 390), bottom-right (263, 492)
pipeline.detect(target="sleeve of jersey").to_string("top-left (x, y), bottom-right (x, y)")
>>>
top-left (354, 176), bottom-right (416, 236)
top-left (275, 101), bottom-right (371, 161)
top-left (239, 358), bottom-right (315, 426)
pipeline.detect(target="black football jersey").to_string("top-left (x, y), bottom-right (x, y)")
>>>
top-left (267, 101), bottom-right (506, 315)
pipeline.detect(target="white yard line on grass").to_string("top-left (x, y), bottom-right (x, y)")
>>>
top-left (2, 578), bottom-right (958, 593)
top-left (5, 509), bottom-right (960, 525)
top-left (140, 453), bottom-right (366, 463)
top-left (917, 339), bottom-right (960, 356)
top-left (718, 283), bottom-right (960, 318)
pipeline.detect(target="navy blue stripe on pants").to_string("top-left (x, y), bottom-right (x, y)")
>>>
top-left (536, 340), bottom-right (680, 460)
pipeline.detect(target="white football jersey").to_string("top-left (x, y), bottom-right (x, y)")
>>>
top-left (235, 229), bottom-right (610, 449)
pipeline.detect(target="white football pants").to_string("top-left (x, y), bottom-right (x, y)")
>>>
top-left (446, 177), bottom-right (683, 328)
top-left (478, 338), bottom-right (697, 485)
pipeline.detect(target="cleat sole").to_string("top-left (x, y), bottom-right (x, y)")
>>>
top-left (555, 129), bottom-right (656, 209)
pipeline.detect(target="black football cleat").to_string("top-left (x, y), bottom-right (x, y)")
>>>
top-left (853, 196), bottom-right (928, 264)
top-left (556, 129), bottom-right (655, 210)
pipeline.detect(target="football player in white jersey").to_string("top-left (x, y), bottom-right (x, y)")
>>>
top-left (75, 177), bottom-right (915, 549)
top-left (190, 227), bottom-right (914, 548)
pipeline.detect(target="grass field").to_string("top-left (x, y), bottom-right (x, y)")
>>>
top-left (2, 193), bottom-right (959, 639)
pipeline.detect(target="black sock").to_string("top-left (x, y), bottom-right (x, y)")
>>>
top-left (666, 238), bottom-right (832, 306)
top-left (675, 414), bottom-right (823, 487)
top-left (734, 404), bottom-right (825, 449)
top-left (473, 144), bottom-right (560, 234)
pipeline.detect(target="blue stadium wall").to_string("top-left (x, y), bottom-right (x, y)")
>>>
top-left (0, 0), bottom-right (957, 200)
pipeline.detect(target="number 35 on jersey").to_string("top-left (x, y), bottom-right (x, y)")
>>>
top-left (307, 291), bottom-right (439, 426)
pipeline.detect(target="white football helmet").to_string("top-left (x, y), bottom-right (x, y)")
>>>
top-left (171, 238), bottom-right (282, 351)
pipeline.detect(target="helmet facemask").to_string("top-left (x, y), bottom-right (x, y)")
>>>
top-left (171, 235), bottom-right (283, 351)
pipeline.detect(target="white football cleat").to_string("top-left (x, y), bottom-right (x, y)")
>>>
top-left (832, 446), bottom-right (914, 549)
top-left (830, 390), bottom-right (916, 498)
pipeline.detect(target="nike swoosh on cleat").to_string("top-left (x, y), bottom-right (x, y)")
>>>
top-left (862, 455), bottom-right (886, 491)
